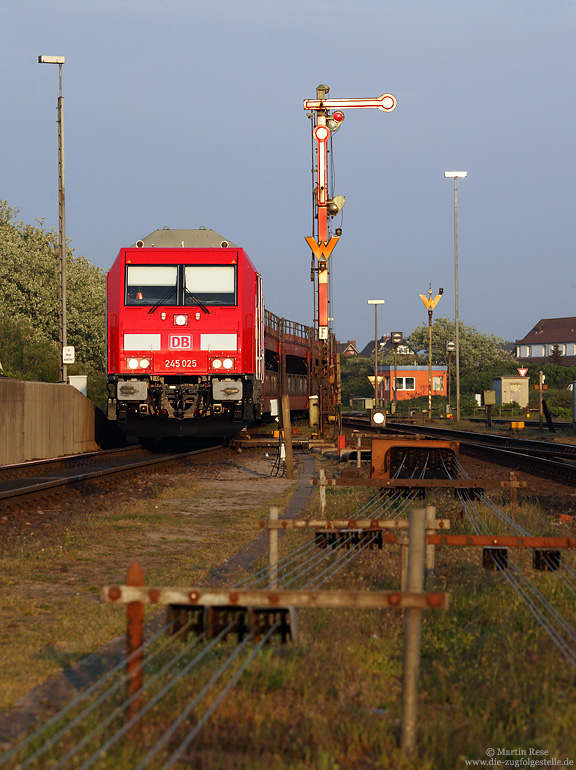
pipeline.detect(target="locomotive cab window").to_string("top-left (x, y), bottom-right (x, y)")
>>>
top-left (125, 264), bottom-right (236, 306)
top-left (184, 265), bottom-right (236, 306)
top-left (126, 266), bottom-right (178, 305)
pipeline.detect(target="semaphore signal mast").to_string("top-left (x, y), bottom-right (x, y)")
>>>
top-left (303, 84), bottom-right (396, 436)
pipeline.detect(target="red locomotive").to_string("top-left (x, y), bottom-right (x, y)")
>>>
top-left (106, 227), bottom-right (316, 441)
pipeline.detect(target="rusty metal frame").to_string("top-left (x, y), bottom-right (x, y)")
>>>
top-left (104, 585), bottom-right (448, 610)
top-left (258, 517), bottom-right (451, 530)
top-left (312, 476), bottom-right (504, 489)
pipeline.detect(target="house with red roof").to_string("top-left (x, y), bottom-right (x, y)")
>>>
top-left (516, 317), bottom-right (576, 365)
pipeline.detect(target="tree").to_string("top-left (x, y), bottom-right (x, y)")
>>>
top-left (549, 344), bottom-right (564, 365)
top-left (407, 317), bottom-right (515, 377)
top-left (0, 200), bottom-right (106, 401)
top-left (339, 355), bottom-right (376, 406)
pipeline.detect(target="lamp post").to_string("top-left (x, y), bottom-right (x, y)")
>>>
top-left (445, 340), bottom-right (455, 415)
top-left (391, 331), bottom-right (403, 415)
top-left (419, 287), bottom-right (443, 420)
top-left (39, 55), bottom-right (68, 384)
top-left (444, 171), bottom-right (467, 421)
top-left (367, 300), bottom-right (384, 407)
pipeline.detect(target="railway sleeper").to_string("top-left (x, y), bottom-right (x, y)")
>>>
top-left (314, 529), bottom-right (384, 550)
top-left (167, 604), bottom-right (297, 643)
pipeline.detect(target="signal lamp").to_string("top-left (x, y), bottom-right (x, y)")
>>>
top-left (326, 110), bottom-right (345, 133)
top-left (327, 195), bottom-right (346, 217)
top-left (370, 408), bottom-right (386, 427)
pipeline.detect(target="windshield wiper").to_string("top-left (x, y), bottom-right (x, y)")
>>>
top-left (184, 289), bottom-right (210, 315)
top-left (147, 287), bottom-right (176, 315)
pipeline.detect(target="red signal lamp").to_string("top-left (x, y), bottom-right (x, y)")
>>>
top-left (327, 110), bottom-right (345, 133)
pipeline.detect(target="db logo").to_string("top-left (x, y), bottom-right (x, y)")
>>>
top-left (169, 335), bottom-right (192, 350)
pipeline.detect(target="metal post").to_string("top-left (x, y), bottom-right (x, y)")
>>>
top-left (281, 394), bottom-right (295, 479)
top-left (126, 561), bottom-right (144, 724)
top-left (447, 350), bottom-right (451, 412)
top-left (425, 505), bottom-right (436, 582)
top-left (374, 306), bottom-right (379, 408)
top-left (368, 300), bottom-right (384, 408)
top-left (39, 56), bottom-right (68, 383)
top-left (393, 343), bottom-right (398, 415)
top-left (453, 177), bottom-right (460, 422)
top-left (57, 62), bottom-right (67, 384)
top-left (427, 305), bottom-right (433, 420)
top-left (401, 507), bottom-right (426, 755)
top-left (268, 507), bottom-right (279, 589)
top-left (572, 381), bottom-right (576, 432)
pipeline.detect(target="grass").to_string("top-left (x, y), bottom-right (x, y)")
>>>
top-left (2, 455), bottom-right (576, 768)
top-left (0, 454), bottom-right (296, 713)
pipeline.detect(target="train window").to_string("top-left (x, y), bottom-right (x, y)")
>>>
top-left (126, 266), bottom-right (178, 305)
top-left (184, 265), bottom-right (236, 305)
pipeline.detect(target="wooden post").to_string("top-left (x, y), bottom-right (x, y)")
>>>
top-left (400, 534), bottom-right (408, 591)
top-left (356, 435), bottom-right (362, 469)
top-left (401, 508), bottom-right (426, 755)
top-left (539, 370), bottom-right (544, 430)
top-left (126, 561), bottom-right (144, 724)
top-left (319, 469), bottom-right (327, 517)
top-left (269, 506), bottom-right (279, 589)
top-left (510, 472), bottom-right (518, 517)
top-left (281, 394), bottom-right (295, 479)
top-left (425, 506), bottom-right (436, 582)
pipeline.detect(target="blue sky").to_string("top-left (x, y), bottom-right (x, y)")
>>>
top-left (3, 1), bottom-right (576, 349)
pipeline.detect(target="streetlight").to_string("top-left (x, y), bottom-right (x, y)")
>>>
top-left (39, 55), bottom-right (69, 383)
top-left (391, 331), bottom-right (403, 415)
top-left (444, 171), bottom-right (467, 421)
top-left (367, 300), bottom-right (385, 407)
top-left (445, 340), bottom-right (455, 415)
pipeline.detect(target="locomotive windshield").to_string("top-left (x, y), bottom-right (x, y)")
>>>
top-left (125, 264), bottom-right (237, 306)
top-left (184, 265), bottom-right (236, 305)
top-left (126, 266), bottom-right (178, 305)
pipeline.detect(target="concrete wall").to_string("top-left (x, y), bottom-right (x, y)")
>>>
top-left (0, 379), bottom-right (99, 465)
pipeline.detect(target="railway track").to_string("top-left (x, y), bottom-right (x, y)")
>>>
top-left (0, 444), bottom-right (225, 511)
top-left (342, 415), bottom-right (576, 483)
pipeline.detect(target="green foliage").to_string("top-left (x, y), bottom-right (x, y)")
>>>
top-left (407, 317), bottom-right (514, 375)
top-left (0, 200), bottom-right (106, 396)
top-left (339, 355), bottom-right (375, 405)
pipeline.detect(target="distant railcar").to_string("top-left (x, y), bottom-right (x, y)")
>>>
top-left (106, 228), bottom-right (315, 440)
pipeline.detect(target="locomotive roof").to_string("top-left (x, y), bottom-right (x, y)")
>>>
top-left (132, 228), bottom-right (239, 249)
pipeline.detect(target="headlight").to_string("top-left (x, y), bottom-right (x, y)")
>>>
top-left (174, 314), bottom-right (188, 326)
top-left (223, 358), bottom-right (234, 369)
top-left (211, 358), bottom-right (222, 369)
top-left (126, 357), bottom-right (151, 370)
